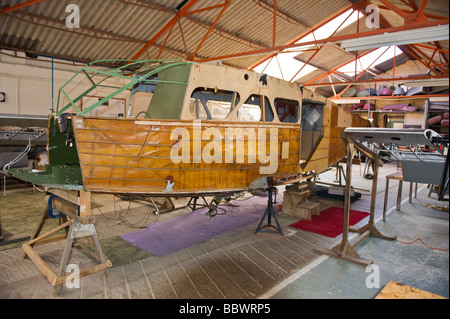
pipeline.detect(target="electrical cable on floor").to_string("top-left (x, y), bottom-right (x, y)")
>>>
top-left (396, 238), bottom-right (449, 252)
top-left (91, 195), bottom-right (159, 229)
top-left (113, 195), bottom-right (160, 229)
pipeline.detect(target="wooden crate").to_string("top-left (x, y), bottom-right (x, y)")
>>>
top-left (296, 201), bottom-right (320, 221)
top-left (281, 184), bottom-right (311, 217)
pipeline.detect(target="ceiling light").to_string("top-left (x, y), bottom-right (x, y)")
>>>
top-left (340, 25), bottom-right (449, 51)
top-left (330, 99), bottom-right (360, 104)
top-left (429, 97), bottom-right (449, 102)
top-left (403, 78), bottom-right (449, 87)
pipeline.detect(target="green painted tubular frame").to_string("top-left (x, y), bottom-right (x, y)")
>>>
top-left (56, 59), bottom-right (195, 117)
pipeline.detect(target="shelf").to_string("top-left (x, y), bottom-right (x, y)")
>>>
top-left (332, 94), bottom-right (449, 102)
top-left (351, 110), bottom-right (423, 114)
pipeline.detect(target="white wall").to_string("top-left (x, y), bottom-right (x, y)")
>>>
top-left (0, 51), bottom-right (132, 116)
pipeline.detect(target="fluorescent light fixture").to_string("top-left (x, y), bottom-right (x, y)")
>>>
top-left (330, 99), bottom-right (360, 104)
top-left (403, 78), bottom-right (449, 87)
top-left (429, 96), bottom-right (449, 102)
top-left (340, 25), bottom-right (449, 51)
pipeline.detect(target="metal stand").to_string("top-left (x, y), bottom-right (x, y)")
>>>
top-left (333, 164), bottom-right (346, 185)
top-left (255, 187), bottom-right (284, 236)
top-left (186, 196), bottom-right (210, 211)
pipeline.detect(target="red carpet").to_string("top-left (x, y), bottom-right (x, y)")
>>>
top-left (288, 206), bottom-right (369, 238)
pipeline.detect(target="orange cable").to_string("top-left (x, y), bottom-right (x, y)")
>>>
top-left (396, 238), bottom-right (449, 252)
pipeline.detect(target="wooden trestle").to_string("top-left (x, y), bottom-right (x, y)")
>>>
top-left (22, 188), bottom-right (111, 295)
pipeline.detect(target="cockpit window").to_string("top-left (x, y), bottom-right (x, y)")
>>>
top-left (237, 95), bottom-right (274, 122)
top-left (189, 88), bottom-right (239, 120)
top-left (275, 98), bottom-right (299, 123)
top-left (300, 101), bottom-right (324, 164)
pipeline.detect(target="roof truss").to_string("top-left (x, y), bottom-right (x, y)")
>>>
top-left (0, 0), bottom-right (448, 100)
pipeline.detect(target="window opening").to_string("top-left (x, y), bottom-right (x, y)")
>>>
top-left (189, 88), bottom-right (239, 120)
top-left (300, 101), bottom-right (324, 163)
top-left (237, 95), bottom-right (274, 122)
top-left (275, 98), bottom-right (299, 123)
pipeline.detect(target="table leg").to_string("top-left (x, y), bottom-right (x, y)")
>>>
top-left (409, 182), bottom-right (413, 203)
top-left (397, 180), bottom-right (403, 211)
top-left (383, 178), bottom-right (389, 222)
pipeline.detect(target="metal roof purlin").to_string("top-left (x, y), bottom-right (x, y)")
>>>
top-left (289, 8), bottom-right (357, 82)
top-left (136, 0), bottom-right (270, 51)
top-left (241, 0), bottom-right (448, 93)
top-left (332, 46), bottom-right (392, 98)
top-left (156, 20), bottom-right (176, 59)
top-left (196, 17), bottom-right (448, 65)
top-left (303, 1), bottom-right (449, 91)
top-left (408, 44), bottom-right (449, 76)
top-left (370, 2), bottom-right (449, 76)
top-left (377, 0), bottom-right (448, 75)
top-left (0, 0), bottom-right (46, 14)
top-left (273, 0), bottom-right (277, 47)
top-left (248, 4), bottom-right (354, 71)
top-left (131, 0), bottom-right (199, 60)
top-left (189, 0), bottom-right (231, 61)
top-left (379, 0), bottom-right (429, 24)
top-left (303, 47), bottom-right (378, 86)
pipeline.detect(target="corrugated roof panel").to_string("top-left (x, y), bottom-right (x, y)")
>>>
top-left (0, 0), bottom-right (448, 75)
top-left (294, 44), bottom-right (355, 71)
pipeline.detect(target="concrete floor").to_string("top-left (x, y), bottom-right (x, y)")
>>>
top-left (0, 162), bottom-right (448, 301)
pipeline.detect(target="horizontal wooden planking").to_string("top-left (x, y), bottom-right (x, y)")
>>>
top-left (79, 153), bottom-right (299, 170)
top-left (73, 111), bottom-right (367, 194)
top-left (75, 118), bottom-right (302, 194)
top-left (82, 161), bottom-right (299, 194)
top-left (75, 130), bottom-right (150, 145)
top-left (76, 139), bottom-right (300, 157)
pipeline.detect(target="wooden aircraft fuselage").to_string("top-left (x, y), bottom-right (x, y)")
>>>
top-left (8, 61), bottom-right (367, 196)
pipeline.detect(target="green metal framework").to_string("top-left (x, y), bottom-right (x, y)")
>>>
top-left (55, 59), bottom-right (195, 117)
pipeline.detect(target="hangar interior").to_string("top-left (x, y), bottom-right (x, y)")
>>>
top-left (0, 0), bottom-right (448, 301)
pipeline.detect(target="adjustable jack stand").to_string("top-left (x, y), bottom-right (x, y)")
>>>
top-left (255, 187), bottom-right (284, 236)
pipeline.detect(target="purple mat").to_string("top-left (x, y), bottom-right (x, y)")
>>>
top-left (121, 195), bottom-right (279, 256)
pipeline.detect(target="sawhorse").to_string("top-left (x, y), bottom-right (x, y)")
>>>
top-left (22, 189), bottom-right (111, 296)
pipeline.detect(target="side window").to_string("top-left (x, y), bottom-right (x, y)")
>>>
top-left (237, 95), bottom-right (274, 122)
top-left (300, 101), bottom-right (324, 162)
top-left (264, 97), bottom-right (274, 122)
top-left (189, 88), bottom-right (239, 120)
top-left (275, 98), bottom-right (299, 123)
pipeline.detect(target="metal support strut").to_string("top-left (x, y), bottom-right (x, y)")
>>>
top-left (255, 187), bottom-right (284, 236)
